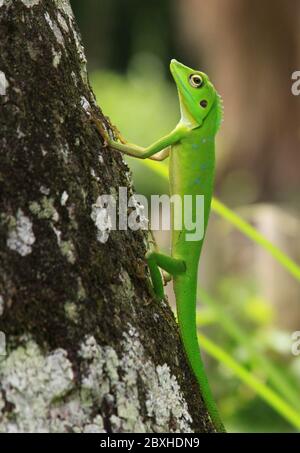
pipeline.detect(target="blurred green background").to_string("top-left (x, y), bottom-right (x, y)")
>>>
top-left (71, 0), bottom-right (300, 433)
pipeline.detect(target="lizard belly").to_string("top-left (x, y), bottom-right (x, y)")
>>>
top-left (169, 136), bottom-right (215, 271)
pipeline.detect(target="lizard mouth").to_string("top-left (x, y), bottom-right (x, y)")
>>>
top-left (170, 60), bottom-right (195, 107)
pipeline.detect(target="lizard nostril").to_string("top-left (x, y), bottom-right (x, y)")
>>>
top-left (200, 100), bottom-right (208, 108)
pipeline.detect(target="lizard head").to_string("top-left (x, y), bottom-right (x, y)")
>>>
top-left (170, 59), bottom-right (223, 131)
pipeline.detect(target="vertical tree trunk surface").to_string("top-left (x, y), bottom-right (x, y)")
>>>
top-left (0, 0), bottom-right (215, 433)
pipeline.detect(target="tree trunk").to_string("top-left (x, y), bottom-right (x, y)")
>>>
top-left (0, 0), bottom-right (215, 433)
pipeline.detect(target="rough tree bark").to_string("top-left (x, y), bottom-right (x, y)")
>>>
top-left (0, 0), bottom-right (215, 433)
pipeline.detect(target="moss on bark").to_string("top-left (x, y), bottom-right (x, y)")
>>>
top-left (0, 0), bottom-right (215, 432)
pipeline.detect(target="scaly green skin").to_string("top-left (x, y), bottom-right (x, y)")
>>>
top-left (93, 59), bottom-right (224, 432)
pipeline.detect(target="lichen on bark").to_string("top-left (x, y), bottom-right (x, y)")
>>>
top-left (0, 0), bottom-right (215, 432)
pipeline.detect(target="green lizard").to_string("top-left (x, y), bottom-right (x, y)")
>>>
top-left (92, 59), bottom-right (224, 432)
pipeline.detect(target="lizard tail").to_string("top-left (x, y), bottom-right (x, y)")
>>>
top-left (174, 273), bottom-right (226, 432)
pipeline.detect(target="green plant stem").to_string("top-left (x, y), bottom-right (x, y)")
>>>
top-left (198, 332), bottom-right (300, 431)
top-left (198, 287), bottom-right (300, 412)
top-left (211, 198), bottom-right (300, 283)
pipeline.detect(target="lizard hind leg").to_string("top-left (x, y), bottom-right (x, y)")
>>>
top-left (146, 251), bottom-right (186, 300)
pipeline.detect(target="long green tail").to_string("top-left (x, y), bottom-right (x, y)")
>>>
top-left (174, 273), bottom-right (225, 432)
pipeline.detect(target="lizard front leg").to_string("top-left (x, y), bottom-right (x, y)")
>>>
top-left (90, 112), bottom-right (186, 160)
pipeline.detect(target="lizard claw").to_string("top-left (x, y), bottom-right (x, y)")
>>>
top-left (162, 270), bottom-right (172, 286)
top-left (101, 137), bottom-right (109, 149)
top-left (88, 111), bottom-right (111, 146)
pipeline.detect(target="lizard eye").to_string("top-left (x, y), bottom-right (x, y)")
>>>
top-left (189, 74), bottom-right (203, 88)
top-left (200, 100), bottom-right (208, 108)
